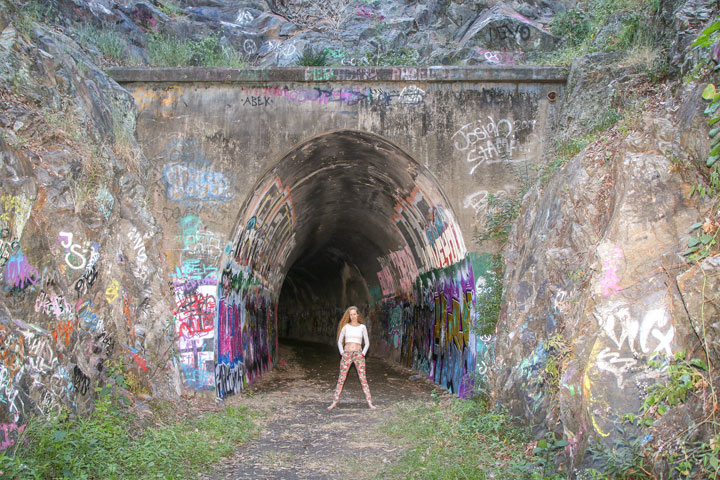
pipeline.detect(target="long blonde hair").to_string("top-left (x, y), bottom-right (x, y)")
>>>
top-left (336, 306), bottom-right (365, 342)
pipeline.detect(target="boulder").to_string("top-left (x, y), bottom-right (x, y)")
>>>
top-left (457, 4), bottom-right (557, 52)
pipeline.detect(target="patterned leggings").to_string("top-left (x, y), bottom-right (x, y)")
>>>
top-left (333, 351), bottom-right (372, 403)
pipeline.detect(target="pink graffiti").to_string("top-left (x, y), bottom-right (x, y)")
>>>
top-left (600, 246), bottom-right (623, 296)
top-left (356, 6), bottom-right (384, 20)
top-left (3, 251), bottom-right (39, 290)
top-left (475, 49), bottom-right (522, 65)
top-left (0, 422), bottom-right (26, 451)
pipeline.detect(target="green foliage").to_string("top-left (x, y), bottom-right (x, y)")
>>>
top-left (15, 0), bottom-right (60, 36)
top-left (75, 25), bottom-right (130, 63)
top-left (685, 21), bottom-right (720, 261)
top-left (363, 45), bottom-right (420, 66)
top-left (376, 398), bottom-right (539, 479)
top-left (532, 431), bottom-right (570, 479)
top-left (587, 435), bottom-right (652, 479)
top-left (550, 10), bottom-right (594, 47)
top-left (475, 193), bottom-right (522, 244)
top-left (529, 0), bottom-right (661, 66)
top-left (147, 33), bottom-right (244, 67)
top-left (474, 255), bottom-right (504, 336)
top-left (0, 391), bottom-right (257, 479)
top-left (296, 46), bottom-right (329, 66)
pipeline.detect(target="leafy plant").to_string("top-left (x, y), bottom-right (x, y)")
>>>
top-left (532, 431), bottom-right (570, 479)
top-left (296, 46), bottom-right (329, 66)
top-left (684, 20), bottom-right (720, 261)
top-left (474, 254), bottom-right (504, 336)
top-left (550, 9), bottom-right (594, 47)
top-left (0, 390), bottom-right (258, 479)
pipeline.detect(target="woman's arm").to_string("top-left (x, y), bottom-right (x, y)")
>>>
top-left (337, 325), bottom-right (346, 354)
top-left (362, 324), bottom-right (369, 356)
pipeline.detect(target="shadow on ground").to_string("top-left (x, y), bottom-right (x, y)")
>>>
top-left (199, 339), bottom-right (445, 480)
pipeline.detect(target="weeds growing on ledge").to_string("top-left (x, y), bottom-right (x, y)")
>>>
top-left (0, 392), bottom-right (259, 479)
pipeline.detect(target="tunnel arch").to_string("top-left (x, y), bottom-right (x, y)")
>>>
top-left (214, 130), bottom-right (473, 398)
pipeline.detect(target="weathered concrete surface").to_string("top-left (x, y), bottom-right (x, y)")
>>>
top-left (106, 65), bottom-right (565, 399)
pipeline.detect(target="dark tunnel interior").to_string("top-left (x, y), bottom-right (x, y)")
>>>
top-left (223, 130), bottom-right (466, 349)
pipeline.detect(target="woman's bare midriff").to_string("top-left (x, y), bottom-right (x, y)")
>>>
top-left (344, 342), bottom-right (362, 352)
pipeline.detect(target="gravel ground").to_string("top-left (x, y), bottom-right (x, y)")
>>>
top-left (198, 339), bottom-right (446, 480)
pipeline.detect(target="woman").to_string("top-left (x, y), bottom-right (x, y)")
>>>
top-left (328, 306), bottom-right (376, 410)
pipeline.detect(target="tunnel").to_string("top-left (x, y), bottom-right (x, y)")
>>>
top-left (215, 130), bottom-right (476, 399)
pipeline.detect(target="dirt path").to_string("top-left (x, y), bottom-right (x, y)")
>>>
top-left (199, 339), bottom-right (445, 480)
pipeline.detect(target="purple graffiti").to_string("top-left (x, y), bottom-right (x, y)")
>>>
top-left (4, 251), bottom-right (39, 290)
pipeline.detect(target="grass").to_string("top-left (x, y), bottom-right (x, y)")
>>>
top-left (373, 398), bottom-right (539, 479)
top-left (147, 33), bottom-right (245, 67)
top-left (526, 0), bottom-right (663, 67)
top-left (74, 25), bottom-right (131, 64)
top-left (0, 394), bottom-right (259, 479)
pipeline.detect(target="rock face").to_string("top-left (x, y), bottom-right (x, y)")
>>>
top-left (0, 4), bottom-right (175, 451)
top-left (492, 86), bottom-right (716, 469)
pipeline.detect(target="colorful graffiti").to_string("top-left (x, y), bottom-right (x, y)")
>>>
top-left (377, 256), bottom-right (477, 398)
top-left (216, 264), bottom-right (278, 398)
top-left (389, 186), bottom-right (467, 272)
top-left (232, 176), bottom-right (296, 290)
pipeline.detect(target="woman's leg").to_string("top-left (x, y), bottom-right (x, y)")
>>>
top-left (352, 353), bottom-right (375, 408)
top-left (331, 352), bottom-right (352, 404)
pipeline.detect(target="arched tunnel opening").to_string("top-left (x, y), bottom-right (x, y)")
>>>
top-left (216, 130), bottom-right (476, 399)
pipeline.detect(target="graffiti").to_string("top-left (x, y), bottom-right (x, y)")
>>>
top-left (591, 300), bottom-right (675, 388)
top-left (0, 422), bottom-right (25, 451)
top-left (0, 229), bottom-right (20, 272)
top-left (241, 95), bottom-right (273, 107)
top-left (356, 6), bottom-right (384, 20)
top-left (216, 265), bottom-right (277, 398)
top-left (488, 22), bottom-right (532, 43)
top-left (377, 245), bottom-right (420, 296)
top-left (176, 292), bottom-right (215, 338)
top-left (34, 291), bottom-right (72, 320)
top-left (474, 49), bottom-right (522, 65)
top-left (398, 85), bottom-right (426, 105)
top-left (105, 279), bottom-right (120, 304)
top-left (238, 85), bottom-right (425, 108)
top-left (96, 187), bottom-right (115, 221)
top-left (125, 345), bottom-right (148, 371)
top-left (235, 9), bottom-right (253, 25)
top-left (72, 365), bottom-right (90, 395)
top-left (304, 67), bottom-right (335, 81)
top-left (261, 41), bottom-right (297, 60)
top-left (323, 48), bottom-right (371, 67)
top-left (163, 163), bottom-right (233, 203)
top-left (453, 116), bottom-right (537, 174)
top-left (243, 39), bottom-right (257, 55)
top-left (389, 187), bottom-right (467, 270)
top-left (233, 176), bottom-right (295, 288)
top-left (128, 228), bottom-right (149, 283)
top-left (3, 250), bottom-right (39, 291)
top-left (378, 257), bottom-right (476, 398)
top-left (77, 300), bottom-right (102, 332)
top-left (599, 245), bottom-right (623, 296)
top-left (58, 232), bottom-right (90, 271)
top-left (74, 264), bottom-right (98, 297)
top-left (215, 361), bottom-right (245, 398)
top-left (51, 319), bottom-right (74, 346)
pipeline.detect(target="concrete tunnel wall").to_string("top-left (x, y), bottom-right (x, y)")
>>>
top-left (108, 66), bottom-right (566, 398)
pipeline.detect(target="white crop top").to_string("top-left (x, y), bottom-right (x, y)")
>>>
top-left (338, 324), bottom-right (369, 355)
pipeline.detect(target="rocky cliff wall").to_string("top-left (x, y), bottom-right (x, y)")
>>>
top-left (493, 60), bottom-right (719, 472)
